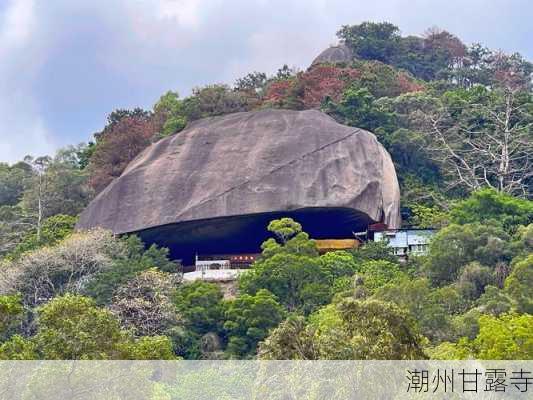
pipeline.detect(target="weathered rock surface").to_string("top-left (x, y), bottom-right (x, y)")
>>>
top-left (77, 109), bottom-right (401, 235)
top-left (311, 43), bottom-right (354, 66)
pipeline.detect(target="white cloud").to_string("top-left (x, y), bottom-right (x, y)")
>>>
top-left (0, 0), bottom-right (55, 163)
top-left (0, 0), bottom-right (531, 164)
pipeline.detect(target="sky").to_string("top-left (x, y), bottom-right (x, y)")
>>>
top-left (0, 0), bottom-right (532, 163)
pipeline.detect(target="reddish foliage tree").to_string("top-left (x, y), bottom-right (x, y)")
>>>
top-left (264, 80), bottom-right (294, 106)
top-left (299, 65), bottom-right (361, 108)
top-left (396, 72), bottom-right (425, 94)
top-left (423, 28), bottom-right (466, 62)
top-left (88, 115), bottom-right (159, 193)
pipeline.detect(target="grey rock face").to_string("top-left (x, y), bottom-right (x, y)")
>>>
top-left (311, 43), bottom-right (354, 66)
top-left (77, 109), bottom-right (401, 235)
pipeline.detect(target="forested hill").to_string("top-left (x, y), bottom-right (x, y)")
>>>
top-left (0, 22), bottom-right (532, 361)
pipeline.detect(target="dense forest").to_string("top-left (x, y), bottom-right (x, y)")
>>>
top-left (0, 22), bottom-right (531, 360)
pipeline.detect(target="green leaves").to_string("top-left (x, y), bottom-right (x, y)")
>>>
top-left (0, 294), bottom-right (23, 340)
top-left (223, 289), bottom-right (285, 357)
top-left (505, 255), bottom-right (533, 314)
top-left (3, 294), bottom-right (176, 360)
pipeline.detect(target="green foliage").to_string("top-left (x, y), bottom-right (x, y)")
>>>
top-left (450, 308), bottom-right (482, 340)
top-left (324, 86), bottom-right (395, 133)
top-left (0, 162), bottom-right (31, 206)
top-left (0, 294), bottom-right (24, 340)
top-left (309, 298), bottom-right (426, 359)
top-left (0, 335), bottom-right (37, 360)
top-left (351, 240), bottom-right (398, 264)
top-left (240, 219), bottom-right (333, 313)
top-left (407, 204), bottom-right (448, 228)
top-left (22, 148), bottom-right (93, 218)
top-left (223, 289), bottom-right (285, 357)
top-left (153, 91), bottom-right (188, 137)
top-left (424, 222), bottom-right (511, 286)
top-left (161, 116), bottom-right (187, 137)
top-left (30, 294), bottom-right (174, 360)
top-left (85, 235), bottom-right (176, 305)
top-left (8, 214), bottom-right (77, 259)
top-left (119, 335), bottom-right (176, 360)
top-left (234, 71), bottom-right (267, 94)
top-left (450, 189), bottom-right (533, 232)
top-left (457, 262), bottom-right (494, 301)
top-left (267, 217), bottom-right (302, 243)
top-left (505, 255), bottom-right (533, 314)
top-left (356, 260), bottom-right (407, 293)
top-left (337, 22), bottom-right (400, 64)
top-left (34, 294), bottom-right (128, 359)
top-left (431, 313), bottom-right (533, 360)
top-left (373, 279), bottom-right (454, 342)
top-left (258, 315), bottom-right (317, 360)
top-left (174, 281), bottom-right (224, 335)
top-left (318, 251), bottom-right (358, 281)
top-left (180, 84), bottom-right (251, 120)
top-left (477, 285), bottom-right (512, 316)
top-left (426, 340), bottom-right (470, 360)
top-left (472, 314), bottom-right (533, 360)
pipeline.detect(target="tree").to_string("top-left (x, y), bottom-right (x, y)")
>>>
top-left (88, 110), bottom-right (158, 193)
top-left (472, 313), bottom-right (533, 359)
top-left (373, 279), bottom-right (455, 342)
top-left (31, 294), bottom-right (175, 360)
top-left (267, 217), bottom-right (302, 244)
top-left (241, 218), bottom-right (366, 313)
top-left (180, 84), bottom-right (251, 121)
top-left (172, 281), bottom-right (225, 359)
top-left (34, 294), bottom-right (128, 359)
top-left (223, 289), bottom-right (285, 357)
top-left (174, 281), bottom-right (224, 335)
top-left (457, 262), bottom-right (494, 300)
top-left (477, 285), bottom-right (512, 316)
top-left (240, 239), bottom-right (328, 313)
top-left (0, 294), bottom-right (23, 340)
top-left (356, 260), bottom-right (407, 293)
top-left (417, 86), bottom-right (533, 196)
top-left (258, 315), bottom-right (317, 360)
top-left (504, 255), bottom-right (533, 314)
top-left (261, 300), bottom-right (426, 360)
top-left (0, 335), bottom-right (37, 360)
top-left (234, 71), bottom-right (267, 95)
top-left (20, 155), bottom-right (51, 242)
top-left (84, 235), bottom-right (177, 305)
top-left (351, 240), bottom-right (398, 264)
top-left (111, 269), bottom-right (180, 336)
top-left (424, 222), bottom-right (511, 286)
top-left (449, 188), bottom-right (533, 232)
top-left (22, 148), bottom-right (91, 229)
top-left (324, 86), bottom-right (395, 132)
top-left (8, 214), bottom-right (76, 259)
top-left (0, 162), bottom-right (32, 206)
top-left (400, 28), bottom-right (466, 81)
top-left (153, 91), bottom-right (187, 138)
top-left (0, 205), bottom-right (34, 257)
top-left (337, 22), bottom-right (401, 64)
top-left (0, 229), bottom-right (126, 307)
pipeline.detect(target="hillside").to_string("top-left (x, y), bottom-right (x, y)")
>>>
top-left (0, 22), bottom-right (532, 361)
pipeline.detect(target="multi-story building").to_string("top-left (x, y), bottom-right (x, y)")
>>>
top-left (373, 229), bottom-right (436, 259)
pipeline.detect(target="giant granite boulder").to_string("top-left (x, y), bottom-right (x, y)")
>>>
top-left (77, 109), bottom-right (400, 259)
top-left (311, 43), bottom-right (354, 66)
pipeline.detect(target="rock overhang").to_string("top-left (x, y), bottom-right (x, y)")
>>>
top-left (77, 109), bottom-right (401, 261)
